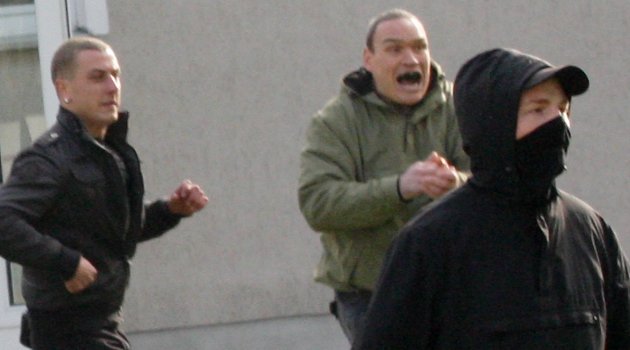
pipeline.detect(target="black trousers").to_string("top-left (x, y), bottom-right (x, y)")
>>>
top-left (22, 308), bottom-right (130, 350)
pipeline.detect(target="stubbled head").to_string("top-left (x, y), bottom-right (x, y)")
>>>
top-left (51, 37), bottom-right (113, 82)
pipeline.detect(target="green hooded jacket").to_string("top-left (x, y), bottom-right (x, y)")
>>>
top-left (299, 63), bottom-right (469, 292)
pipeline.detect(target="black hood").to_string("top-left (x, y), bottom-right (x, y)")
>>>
top-left (343, 67), bottom-right (375, 96)
top-left (453, 48), bottom-right (588, 199)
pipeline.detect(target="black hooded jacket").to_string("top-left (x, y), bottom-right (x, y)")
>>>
top-left (353, 49), bottom-right (630, 349)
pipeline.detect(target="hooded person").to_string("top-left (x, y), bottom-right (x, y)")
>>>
top-left (352, 48), bottom-right (630, 349)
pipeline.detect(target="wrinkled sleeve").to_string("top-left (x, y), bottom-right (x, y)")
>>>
top-left (352, 224), bottom-right (442, 349)
top-left (0, 152), bottom-right (80, 279)
top-left (137, 199), bottom-right (182, 242)
top-left (298, 102), bottom-right (404, 232)
top-left (602, 221), bottom-right (630, 349)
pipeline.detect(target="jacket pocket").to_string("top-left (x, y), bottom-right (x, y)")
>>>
top-left (66, 162), bottom-right (107, 212)
top-left (470, 310), bottom-right (604, 349)
top-left (69, 161), bottom-right (106, 186)
top-left (478, 310), bottom-right (600, 332)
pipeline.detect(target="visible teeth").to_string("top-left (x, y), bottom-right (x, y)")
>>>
top-left (397, 72), bottom-right (421, 83)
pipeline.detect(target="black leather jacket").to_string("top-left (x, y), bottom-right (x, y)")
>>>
top-left (0, 108), bottom-right (181, 312)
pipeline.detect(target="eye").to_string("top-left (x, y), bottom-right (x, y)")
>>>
top-left (90, 72), bottom-right (106, 81)
top-left (412, 42), bottom-right (426, 52)
top-left (385, 44), bottom-right (403, 53)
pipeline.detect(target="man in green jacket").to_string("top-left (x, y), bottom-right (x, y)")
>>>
top-left (298, 8), bottom-right (469, 343)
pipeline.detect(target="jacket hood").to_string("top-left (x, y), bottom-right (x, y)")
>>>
top-left (453, 48), bottom-right (582, 198)
top-left (341, 62), bottom-right (449, 120)
top-left (342, 67), bottom-right (376, 97)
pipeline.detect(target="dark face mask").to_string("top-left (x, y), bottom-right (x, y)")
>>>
top-left (514, 116), bottom-right (571, 202)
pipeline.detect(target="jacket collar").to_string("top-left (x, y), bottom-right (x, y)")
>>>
top-left (57, 107), bottom-right (130, 145)
top-left (342, 62), bottom-right (449, 124)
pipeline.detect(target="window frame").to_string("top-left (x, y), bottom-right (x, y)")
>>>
top-left (0, 0), bottom-right (69, 329)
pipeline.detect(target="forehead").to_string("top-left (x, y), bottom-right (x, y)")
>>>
top-left (520, 78), bottom-right (568, 104)
top-left (75, 48), bottom-right (119, 72)
top-left (373, 17), bottom-right (427, 44)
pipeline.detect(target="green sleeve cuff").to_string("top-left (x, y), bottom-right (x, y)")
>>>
top-left (396, 176), bottom-right (413, 203)
top-left (379, 175), bottom-right (407, 205)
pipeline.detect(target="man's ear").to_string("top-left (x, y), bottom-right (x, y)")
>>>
top-left (363, 47), bottom-right (373, 72)
top-left (54, 78), bottom-right (68, 100)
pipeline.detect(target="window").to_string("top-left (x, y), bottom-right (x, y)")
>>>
top-left (0, 1), bottom-right (37, 51)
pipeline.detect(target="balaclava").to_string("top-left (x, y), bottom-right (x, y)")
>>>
top-left (514, 116), bottom-right (571, 202)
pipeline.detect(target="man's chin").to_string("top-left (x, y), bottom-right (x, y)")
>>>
top-left (392, 93), bottom-right (425, 106)
top-left (102, 112), bottom-right (119, 125)
top-left (397, 84), bottom-right (430, 104)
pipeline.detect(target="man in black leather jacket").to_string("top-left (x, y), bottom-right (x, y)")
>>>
top-left (0, 37), bottom-right (208, 349)
top-left (353, 48), bottom-right (630, 349)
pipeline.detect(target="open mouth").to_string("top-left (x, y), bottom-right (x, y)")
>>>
top-left (396, 71), bottom-right (422, 85)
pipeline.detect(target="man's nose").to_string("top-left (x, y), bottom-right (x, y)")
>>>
top-left (402, 48), bottom-right (419, 65)
top-left (105, 75), bottom-right (120, 92)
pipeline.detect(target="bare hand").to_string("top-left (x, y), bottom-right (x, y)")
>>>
top-left (399, 152), bottom-right (459, 200)
top-left (64, 256), bottom-right (98, 294)
top-left (167, 179), bottom-right (208, 216)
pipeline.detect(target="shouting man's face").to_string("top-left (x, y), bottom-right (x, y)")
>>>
top-left (364, 17), bottom-right (431, 106)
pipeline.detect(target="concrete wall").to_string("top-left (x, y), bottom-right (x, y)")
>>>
top-left (1, 1), bottom-right (628, 349)
top-left (103, 1), bottom-right (630, 347)
top-left (128, 314), bottom-right (347, 350)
